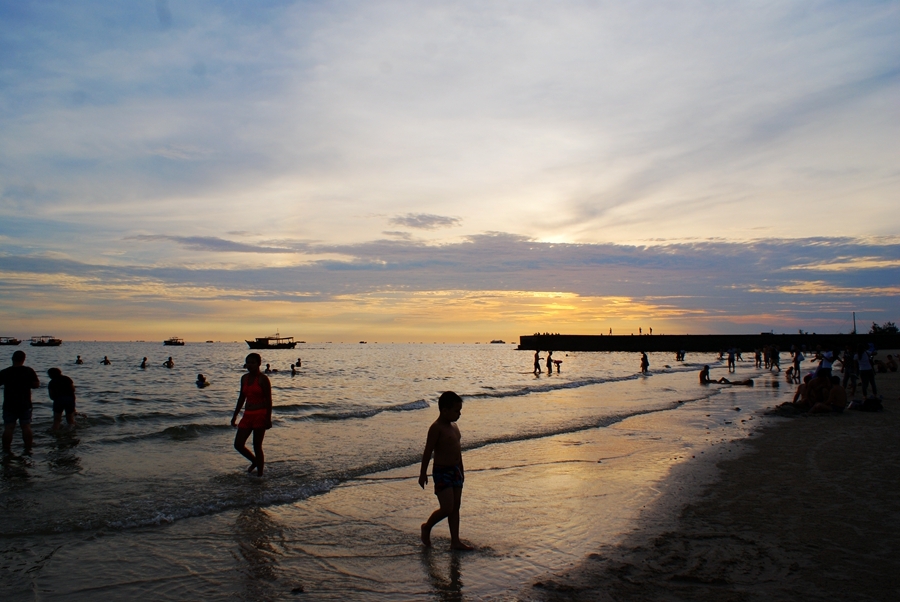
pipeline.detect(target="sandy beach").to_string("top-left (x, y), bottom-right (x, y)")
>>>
top-left (529, 367), bottom-right (900, 601)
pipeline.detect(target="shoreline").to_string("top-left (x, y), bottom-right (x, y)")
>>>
top-left (528, 367), bottom-right (900, 601)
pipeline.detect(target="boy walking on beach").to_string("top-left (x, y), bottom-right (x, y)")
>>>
top-left (419, 391), bottom-right (473, 550)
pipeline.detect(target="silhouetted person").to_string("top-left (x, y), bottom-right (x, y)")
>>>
top-left (1, 350), bottom-right (40, 453)
top-left (196, 374), bottom-right (210, 388)
top-left (533, 351), bottom-right (541, 375)
top-left (290, 363), bottom-right (297, 376)
top-left (48, 367), bottom-right (76, 430)
top-left (699, 365), bottom-right (713, 384)
top-left (296, 358), bottom-right (302, 368)
top-left (163, 357), bottom-right (174, 369)
top-left (75, 355), bottom-right (84, 365)
top-left (140, 357), bottom-right (148, 369)
top-left (101, 356), bottom-right (111, 365)
top-left (640, 352), bottom-right (649, 374)
top-left (231, 353), bottom-right (272, 476)
top-left (546, 351), bottom-right (553, 375)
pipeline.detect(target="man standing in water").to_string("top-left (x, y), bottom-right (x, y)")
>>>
top-left (419, 391), bottom-right (473, 550)
top-left (231, 353), bottom-right (272, 476)
top-left (533, 350), bottom-right (542, 374)
top-left (640, 352), bottom-right (650, 374)
top-left (1, 351), bottom-right (40, 454)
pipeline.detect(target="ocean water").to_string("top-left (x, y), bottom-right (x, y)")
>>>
top-left (0, 342), bottom-right (792, 600)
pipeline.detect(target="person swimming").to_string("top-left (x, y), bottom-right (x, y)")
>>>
top-left (101, 356), bottom-right (111, 365)
top-left (75, 355), bottom-right (84, 365)
top-left (163, 357), bottom-right (174, 368)
top-left (196, 374), bottom-right (210, 388)
top-left (140, 357), bottom-right (148, 369)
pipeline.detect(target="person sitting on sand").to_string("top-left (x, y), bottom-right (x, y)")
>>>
top-left (196, 374), bottom-right (210, 388)
top-left (140, 357), bottom-right (148, 369)
top-left (811, 376), bottom-right (847, 413)
top-left (699, 365), bottom-right (713, 384)
top-left (419, 391), bottom-right (473, 551)
top-left (101, 356), bottom-right (111, 365)
top-left (48, 367), bottom-right (76, 430)
top-left (805, 371), bottom-right (833, 409)
top-left (75, 355), bottom-right (84, 365)
top-left (231, 353), bottom-right (272, 477)
top-left (163, 357), bottom-right (174, 369)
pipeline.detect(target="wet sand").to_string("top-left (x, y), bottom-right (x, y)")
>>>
top-left (529, 368), bottom-right (900, 601)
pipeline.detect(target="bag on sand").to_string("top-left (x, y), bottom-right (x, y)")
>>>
top-left (866, 398), bottom-right (883, 411)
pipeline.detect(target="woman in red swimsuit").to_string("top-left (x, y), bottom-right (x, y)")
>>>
top-left (231, 353), bottom-right (273, 476)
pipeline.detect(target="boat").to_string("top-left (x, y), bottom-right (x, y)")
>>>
top-left (164, 337), bottom-right (185, 346)
top-left (245, 333), bottom-right (297, 349)
top-left (205, 340), bottom-right (214, 343)
top-left (490, 339), bottom-right (506, 344)
top-left (0, 337), bottom-right (22, 346)
top-left (30, 335), bottom-right (62, 347)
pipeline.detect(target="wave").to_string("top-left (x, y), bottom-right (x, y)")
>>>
top-left (299, 399), bottom-right (430, 421)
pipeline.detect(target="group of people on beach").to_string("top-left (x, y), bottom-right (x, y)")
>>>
top-left (532, 350), bottom-right (562, 375)
top-left (0, 351), bottom-right (78, 453)
top-left (772, 344), bottom-right (886, 414)
top-left (1, 349), bottom-right (474, 550)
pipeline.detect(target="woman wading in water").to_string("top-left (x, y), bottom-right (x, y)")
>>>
top-left (231, 353), bottom-right (272, 476)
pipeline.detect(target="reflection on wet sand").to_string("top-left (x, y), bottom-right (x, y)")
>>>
top-left (233, 506), bottom-right (298, 599)
top-left (422, 549), bottom-right (464, 602)
top-left (47, 432), bottom-right (82, 474)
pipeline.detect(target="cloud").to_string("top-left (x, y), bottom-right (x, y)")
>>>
top-left (126, 235), bottom-right (299, 254)
top-left (388, 214), bottom-right (461, 230)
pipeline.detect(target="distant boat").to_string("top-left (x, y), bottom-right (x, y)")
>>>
top-left (205, 340), bottom-right (214, 343)
top-left (30, 335), bottom-right (62, 347)
top-left (163, 337), bottom-right (185, 346)
top-left (0, 337), bottom-right (22, 346)
top-left (359, 341), bottom-right (367, 344)
top-left (246, 333), bottom-right (297, 349)
top-left (490, 339), bottom-right (506, 344)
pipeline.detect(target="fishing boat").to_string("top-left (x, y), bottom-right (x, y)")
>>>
top-left (490, 339), bottom-right (506, 344)
top-left (163, 337), bottom-right (185, 346)
top-left (0, 337), bottom-right (22, 346)
top-left (30, 335), bottom-right (62, 347)
top-left (245, 333), bottom-right (297, 349)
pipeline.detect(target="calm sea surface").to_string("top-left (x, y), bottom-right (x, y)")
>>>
top-left (1, 342), bottom-right (791, 600)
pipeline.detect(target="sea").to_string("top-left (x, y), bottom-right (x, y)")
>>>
top-left (0, 342), bottom-right (793, 601)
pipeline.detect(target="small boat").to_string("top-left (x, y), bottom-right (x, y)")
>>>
top-left (30, 335), bottom-right (62, 347)
top-left (0, 337), bottom-right (21, 346)
top-left (205, 340), bottom-right (214, 343)
top-left (359, 341), bottom-right (367, 344)
top-left (164, 337), bottom-right (185, 346)
top-left (246, 333), bottom-right (297, 349)
top-left (490, 339), bottom-right (506, 344)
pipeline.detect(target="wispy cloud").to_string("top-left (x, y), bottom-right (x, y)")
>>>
top-left (126, 235), bottom-right (301, 254)
top-left (388, 214), bottom-right (461, 230)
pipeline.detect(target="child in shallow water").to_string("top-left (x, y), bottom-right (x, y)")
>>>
top-left (231, 353), bottom-right (272, 476)
top-left (418, 391), bottom-right (473, 550)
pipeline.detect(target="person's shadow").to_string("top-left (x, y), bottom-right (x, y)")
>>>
top-left (421, 549), bottom-right (463, 601)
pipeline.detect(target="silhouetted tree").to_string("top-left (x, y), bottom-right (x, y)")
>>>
top-left (869, 321), bottom-right (898, 335)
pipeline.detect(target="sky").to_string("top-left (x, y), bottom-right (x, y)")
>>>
top-left (1, 0), bottom-right (898, 342)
